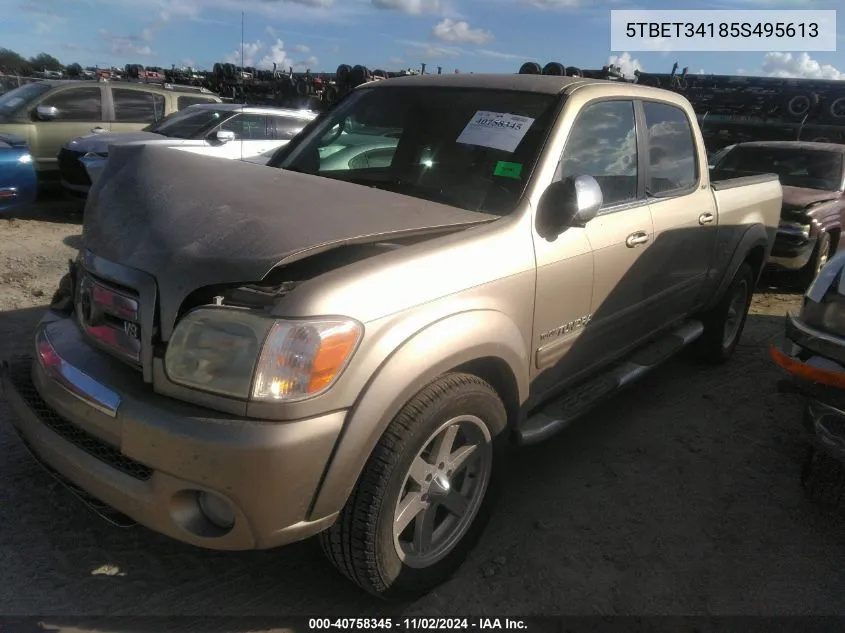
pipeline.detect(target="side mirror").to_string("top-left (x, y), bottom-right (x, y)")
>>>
top-left (35, 105), bottom-right (59, 121)
top-left (215, 129), bottom-right (236, 143)
top-left (536, 174), bottom-right (602, 239)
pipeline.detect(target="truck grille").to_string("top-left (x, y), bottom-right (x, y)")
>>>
top-left (58, 148), bottom-right (92, 187)
top-left (7, 356), bottom-right (153, 481)
top-left (76, 271), bottom-right (142, 368)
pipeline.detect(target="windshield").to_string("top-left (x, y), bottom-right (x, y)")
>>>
top-left (274, 86), bottom-right (561, 215)
top-left (0, 82), bottom-right (52, 118)
top-left (145, 107), bottom-right (229, 139)
top-left (715, 146), bottom-right (844, 191)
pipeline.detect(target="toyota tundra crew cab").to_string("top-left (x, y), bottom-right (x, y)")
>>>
top-left (1, 74), bottom-right (782, 599)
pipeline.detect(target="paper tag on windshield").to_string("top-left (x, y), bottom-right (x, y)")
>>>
top-left (456, 111), bottom-right (535, 153)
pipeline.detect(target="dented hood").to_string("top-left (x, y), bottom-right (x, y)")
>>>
top-left (82, 144), bottom-right (494, 335)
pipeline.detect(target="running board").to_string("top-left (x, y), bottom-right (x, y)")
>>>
top-left (518, 320), bottom-right (704, 445)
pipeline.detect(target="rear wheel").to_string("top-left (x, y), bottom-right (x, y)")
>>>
top-left (319, 373), bottom-right (508, 599)
top-left (693, 262), bottom-right (754, 364)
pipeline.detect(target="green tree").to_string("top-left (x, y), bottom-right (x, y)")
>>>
top-left (29, 52), bottom-right (63, 72)
top-left (0, 48), bottom-right (32, 75)
top-left (66, 62), bottom-right (83, 77)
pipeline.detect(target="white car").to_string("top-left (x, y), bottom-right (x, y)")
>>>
top-left (60, 103), bottom-right (318, 195)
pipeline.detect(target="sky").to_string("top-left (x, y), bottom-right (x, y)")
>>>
top-left (0, 0), bottom-right (842, 80)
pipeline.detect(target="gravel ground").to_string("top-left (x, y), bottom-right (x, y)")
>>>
top-left (1, 198), bottom-right (843, 623)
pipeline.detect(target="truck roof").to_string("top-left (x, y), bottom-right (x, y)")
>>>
top-left (731, 141), bottom-right (845, 154)
top-left (364, 72), bottom-right (690, 101)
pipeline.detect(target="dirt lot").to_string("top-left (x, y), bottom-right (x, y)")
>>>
top-left (1, 198), bottom-right (843, 620)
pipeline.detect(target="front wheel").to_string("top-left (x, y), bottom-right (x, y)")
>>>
top-left (319, 373), bottom-right (508, 599)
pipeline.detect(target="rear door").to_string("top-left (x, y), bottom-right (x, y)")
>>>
top-left (638, 99), bottom-right (718, 329)
top-left (108, 87), bottom-right (166, 133)
top-left (31, 85), bottom-right (106, 170)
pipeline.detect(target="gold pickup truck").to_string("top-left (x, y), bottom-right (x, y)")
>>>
top-left (1, 73), bottom-right (781, 599)
top-left (0, 79), bottom-right (220, 180)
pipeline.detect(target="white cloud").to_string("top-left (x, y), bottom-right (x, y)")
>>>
top-left (760, 52), bottom-right (845, 80)
top-left (266, 25), bottom-right (277, 37)
top-left (432, 18), bottom-right (493, 44)
top-left (371, 0), bottom-right (444, 14)
top-left (98, 28), bottom-right (155, 57)
top-left (294, 44), bottom-right (311, 53)
top-left (608, 52), bottom-right (643, 78)
top-left (407, 44), bottom-right (462, 58)
top-left (224, 38), bottom-right (317, 71)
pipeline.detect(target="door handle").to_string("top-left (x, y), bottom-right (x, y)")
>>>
top-left (699, 212), bottom-right (715, 225)
top-left (91, 127), bottom-right (106, 134)
top-left (625, 231), bottom-right (649, 248)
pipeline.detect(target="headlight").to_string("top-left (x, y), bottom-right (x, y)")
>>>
top-left (801, 294), bottom-right (845, 337)
top-left (164, 308), bottom-right (362, 402)
top-left (252, 318), bottom-right (362, 401)
top-left (18, 153), bottom-right (32, 164)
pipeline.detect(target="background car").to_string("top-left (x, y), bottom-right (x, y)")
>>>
top-left (0, 133), bottom-right (37, 214)
top-left (0, 80), bottom-right (221, 183)
top-left (63, 103), bottom-right (317, 194)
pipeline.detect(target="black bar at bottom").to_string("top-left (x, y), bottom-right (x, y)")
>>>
top-left (2, 617), bottom-right (845, 633)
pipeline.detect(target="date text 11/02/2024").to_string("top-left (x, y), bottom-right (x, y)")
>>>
top-left (308, 618), bottom-right (528, 631)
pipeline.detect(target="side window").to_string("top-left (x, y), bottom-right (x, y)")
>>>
top-left (218, 114), bottom-right (269, 140)
top-left (641, 101), bottom-right (698, 195)
top-left (112, 89), bottom-right (165, 123)
top-left (268, 116), bottom-right (307, 141)
top-left (559, 100), bottom-right (638, 207)
top-left (178, 96), bottom-right (217, 110)
top-left (348, 147), bottom-right (396, 170)
top-left (40, 87), bottom-right (102, 121)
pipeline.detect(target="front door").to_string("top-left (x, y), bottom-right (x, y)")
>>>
top-left (195, 113), bottom-right (275, 160)
top-left (638, 99), bottom-right (719, 329)
top-left (530, 98), bottom-right (651, 400)
top-left (31, 85), bottom-right (106, 171)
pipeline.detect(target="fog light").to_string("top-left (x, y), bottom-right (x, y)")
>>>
top-left (198, 491), bottom-right (235, 529)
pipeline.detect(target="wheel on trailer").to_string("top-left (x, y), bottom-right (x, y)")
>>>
top-left (692, 262), bottom-right (754, 364)
top-left (782, 91), bottom-right (819, 121)
top-left (794, 230), bottom-right (832, 290)
top-left (336, 64), bottom-right (352, 85)
top-left (565, 66), bottom-right (583, 77)
top-left (319, 372), bottom-right (509, 599)
top-left (820, 94), bottom-right (845, 124)
top-left (350, 64), bottom-right (369, 86)
top-left (541, 62), bottom-right (566, 76)
top-left (518, 61), bottom-right (542, 75)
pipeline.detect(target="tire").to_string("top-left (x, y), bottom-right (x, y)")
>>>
top-left (821, 94), bottom-right (845, 124)
top-left (782, 91), bottom-right (819, 121)
top-left (518, 61), bottom-right (542, 75)
top-left (319, 372), bottom-right (508, 599)
top-left (795, 230), bottom-right (832, 290)
top-left (565, 66), bottom-right (582, 77)
top-left (693, 262), bottom-right (754, 364)
top-left (336, 64), bottom-right (352, 85)
top-left (542, 62), bottom-right (566, 76)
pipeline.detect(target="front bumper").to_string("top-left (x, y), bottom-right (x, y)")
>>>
top-left (767, 225), bottom-right (818, 271)
top-left (1, 313), bottom-right (344, 550)
top-left (771, 316), bottom-right (845, 463)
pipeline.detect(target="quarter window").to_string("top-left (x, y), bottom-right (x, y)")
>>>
top-left (40, 87), bottom-right (102, 121)
top-left (641, 101), bottom-right (697, 195)
top-left (112, 88), bottom-right (165, 123)
top-left (559, 100), bottom-right (638, 207)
